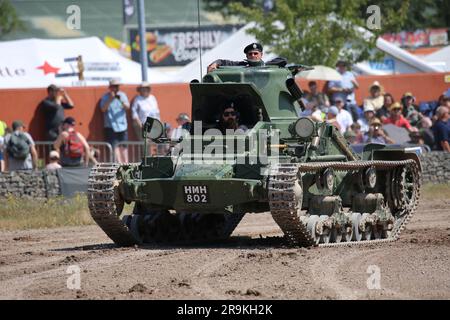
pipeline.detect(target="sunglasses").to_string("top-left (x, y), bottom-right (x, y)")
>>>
top-left (223, 111), bottom-right (236, 117)
top-left (247, 51), bottom-right (260, 56)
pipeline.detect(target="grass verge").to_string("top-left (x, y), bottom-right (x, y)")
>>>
top-left (0, 194), bottom-right (94, 231)
top-left (0, 183), bottom-right (448, 231)
top-left (421, 183), bottom-right (450, 201)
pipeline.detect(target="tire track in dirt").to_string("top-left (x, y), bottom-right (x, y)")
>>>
top-left (309, 247), bottom-right (412, 299)
top-left (191, 252), bottom-right (240, 299)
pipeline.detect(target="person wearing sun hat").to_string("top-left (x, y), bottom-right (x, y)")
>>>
top-left (363, 81), bottom-right (385, 113)
top-left (401, 91), bottom-right (420, 124)
top-left (131, 81), bottom-right (160, 141)
top-left (357, 103), bottom-right (376, 133)
top-left (363, 117), bottom-right (394, 144)
top-left (383, 102), bottom-right (414, 132)
top-left (46, 150), bottom-right (62, 170)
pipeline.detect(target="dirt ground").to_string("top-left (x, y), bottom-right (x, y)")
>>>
top-left (0, 198), bottom-right (449, 300)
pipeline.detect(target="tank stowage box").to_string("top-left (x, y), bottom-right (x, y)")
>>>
top-left (88, 65), bottom-right (421, 247)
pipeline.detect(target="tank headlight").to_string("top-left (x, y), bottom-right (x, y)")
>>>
top-left (143, 117), bottom-right (164, 140)
top-left (294, 117), bottom-right (315, 139)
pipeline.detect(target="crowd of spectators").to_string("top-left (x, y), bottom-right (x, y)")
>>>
top-left (301, 61), bottom-right (450, 151)
top-left (0, 80), bottom-right (192, 172)
top-left (0, 69), bottom-right (449, 172)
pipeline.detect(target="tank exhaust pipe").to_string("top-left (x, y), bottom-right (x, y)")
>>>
top-left (286, 78), bottom-right (306, 111)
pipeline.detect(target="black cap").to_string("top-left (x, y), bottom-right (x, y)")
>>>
top-left (222, 102), bottom-right (236, 112)
top-left (63, 116), bottom-right (76, 126)
top-left (244, 43), bottom-right (263, 54)
top-left (336, 60), bottom-right (348, 67)
top-left (47, 84), bottom-right (60, 92)
top-left (12, 120), bottom-right (24, 131)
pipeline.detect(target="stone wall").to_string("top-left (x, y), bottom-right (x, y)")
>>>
top-left (420, 151), bottom-right (450, 184)
top-left (0, 152), bottom-right (448, 199)
top-left (0, 170), bottom-right (60, 199)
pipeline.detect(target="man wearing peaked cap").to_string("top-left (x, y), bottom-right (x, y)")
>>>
top-left (243, 42), bottom-right (263, 54)
top-left (207, 42), bottom-right (287, 73)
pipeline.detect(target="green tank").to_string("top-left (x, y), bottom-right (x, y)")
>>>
top-left (87, 65), bottom-right (421, 247)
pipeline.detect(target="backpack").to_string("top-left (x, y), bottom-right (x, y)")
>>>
top-left (64, 131), bottom-right (84, 159)
top-left (7, 132), bottom-right (30, 160)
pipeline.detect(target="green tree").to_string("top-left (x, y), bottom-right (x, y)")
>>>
top-left (228, 0), bottom-right (409, 66)
top-left (204, 0), bottom-right (261, 17)
top-left (0, 0), bottom-right (25, 39)
top-left (382, 0), bottom-right (450, 31)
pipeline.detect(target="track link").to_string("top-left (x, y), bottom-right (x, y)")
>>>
top-left (268, 160), bottom-right (421, 248)
top-left (268, 164), bottom-right (316, 247)
top-left (87, 163), bottom-right (138, 246)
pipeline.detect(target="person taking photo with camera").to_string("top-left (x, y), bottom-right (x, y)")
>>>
top-left (100, 79), bottom-right (130, 163)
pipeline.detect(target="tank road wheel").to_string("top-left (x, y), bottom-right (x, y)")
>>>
top-left (361, 213), bottom-right (373, 241)
top-left (351, 212), bottom-right (363, 242)
top-left (307, 215), bottom-right (321, 245)
top-left (319, 215), bottom-right (332, 244)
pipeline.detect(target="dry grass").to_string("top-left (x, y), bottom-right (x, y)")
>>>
top-left (0, 194), bottom-right (94, 231)
top-left (421, 183), bottom-right (450, 201)
top-left (0, 183), bottom-right (447, 231)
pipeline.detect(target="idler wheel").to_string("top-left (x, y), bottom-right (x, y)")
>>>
top-left (319, 215), bottom-right (332, 244)
top-left (316, 168), bottom-right (334, 192)
top-left (361, 213), bottom-right (373, 240)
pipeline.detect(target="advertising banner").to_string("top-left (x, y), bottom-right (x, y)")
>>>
top-left (382, 28), bottom-right (448, 48)
top-left (129, 25), bottom-right (242, 67)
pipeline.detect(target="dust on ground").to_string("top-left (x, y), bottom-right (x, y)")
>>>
top-left (0, 198), bottom-right (449, 300)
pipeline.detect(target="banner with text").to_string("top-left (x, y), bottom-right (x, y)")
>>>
top-left (129, 25), bottom-right (242, 67)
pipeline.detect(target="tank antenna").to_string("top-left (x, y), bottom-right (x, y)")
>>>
top-left (197, 0), bottom-right (203, 80)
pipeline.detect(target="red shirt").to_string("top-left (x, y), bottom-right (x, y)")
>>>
top-left (383, 115), bottom-right (411, 130)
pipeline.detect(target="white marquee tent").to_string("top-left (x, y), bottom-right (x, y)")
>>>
top-left (0, 37), bottom-right (176, 89)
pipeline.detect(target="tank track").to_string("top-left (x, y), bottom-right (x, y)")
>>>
top-left (88, 164), bottom-right (245, 246)
top-left (268, 164), bottom-right (316, 247)
top-left (268, 159), bottom-right (420, 248)
top-left (87, 163), bottom-right (138, 246)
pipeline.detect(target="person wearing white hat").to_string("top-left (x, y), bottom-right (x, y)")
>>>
top-left (357, 103), bottom-right (376, 134)
top-left (363, 81), bottom-right (384, 112)
top-left (170, 113), bottom-right (190, 141)
top-left (46, 150), bottom-right (62, 170)
top-left (131, 82), bottom-right (160, 141)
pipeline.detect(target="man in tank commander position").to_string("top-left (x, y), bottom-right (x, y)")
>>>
top-left (207, 42), bottom-right (287, 73)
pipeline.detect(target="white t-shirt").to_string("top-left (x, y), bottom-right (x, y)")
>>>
top-left (336, 109), bottom-right (353, 134)
top-left (131, 95), bottom-right (160, 124)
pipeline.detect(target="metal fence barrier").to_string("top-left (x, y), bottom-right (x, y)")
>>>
top-left (35, 141), bottom-right (113, 168)
top-left (117, 141), bottom-right (170, 163)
